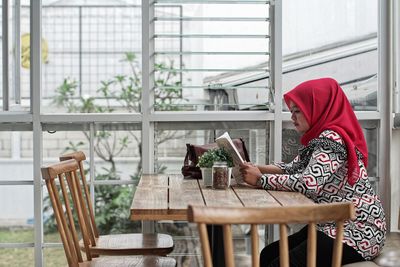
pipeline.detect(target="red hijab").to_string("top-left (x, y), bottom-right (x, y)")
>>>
top-left (283, 77), bottom-right (368, 186)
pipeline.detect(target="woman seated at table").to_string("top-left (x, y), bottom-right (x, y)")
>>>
top-left (240, 77), bottom-right (386, 267)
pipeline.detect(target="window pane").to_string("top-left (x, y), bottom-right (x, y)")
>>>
top-left (1, 2), bottom-right (31, 111)
top-left (282, 0), bottom-right (378, 111)
top-left (154, 2), bottom-right (271, 111)
top-left (42, 129), bottom-right (89, 159)
top-left (155, 123), bottom-right (269, 174)
top-left (0, 248), bottom-right (34, 267)
top-left (94, 184), bottom-right (140, 235)
top-left (0, 186), bottom-right (34, 237)
top-left (44, 247), bottom-right (67, 267)
top-left (93, 126), bottom-right (142, 181)
top-left (42, 2), bottom-right (142, 113)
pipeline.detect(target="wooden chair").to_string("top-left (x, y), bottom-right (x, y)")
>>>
top-left (188, 202), bottom-right (356, 267)
top-left (58, 151), bottom-right (174, 257)
top-left (41, 159), bottom-right (176, 267)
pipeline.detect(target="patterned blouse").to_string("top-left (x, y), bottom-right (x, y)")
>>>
top-left (259, 130), bottom-right (386, 260)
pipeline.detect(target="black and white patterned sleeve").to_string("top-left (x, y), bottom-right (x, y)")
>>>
top-left (259, 141), bottom-right (346, 197)
top-left (271, 155), bottom-right (300, 173)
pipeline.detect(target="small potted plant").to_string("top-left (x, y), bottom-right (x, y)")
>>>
top-left (197, 148), bottom-right (233, 187)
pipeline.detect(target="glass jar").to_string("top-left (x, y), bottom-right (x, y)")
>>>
top-left (212, 161), bottom-right (230, 189)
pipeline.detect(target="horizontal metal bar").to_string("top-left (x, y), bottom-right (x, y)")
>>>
top-left (155, 67), bottom-right (269, 72)
top-left (155, 34), bottom-right (270, 38)
top-left (40, 113), bottom-right (142, 123)
top-left (281, 111), bottom-right (380, 121)
top-left (154, 0), bottom-right (269, 4)
top-left (0, 112), bottom-right (32, 122)
top-left (155, 16), bottom-right (269, 22)
top-left (155, 51), bottom-right (269, 55)
top-left (155, 85), bottom-right (268, 89)
top-left (150, 110), bottom-right (273, 121)
top-left (0, 243), bottom-right (34, 248)
top-left (0, 180), bottom-right (33, 185)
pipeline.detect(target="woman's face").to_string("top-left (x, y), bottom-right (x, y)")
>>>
top-left (289, 101), bottom-right (310, 134)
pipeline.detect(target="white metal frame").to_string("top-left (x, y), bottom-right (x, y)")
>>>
top-left (0, 0), bottom-right (395, 266)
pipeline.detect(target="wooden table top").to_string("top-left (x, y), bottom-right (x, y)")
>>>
top-left (130, 174), bottom-right (314, 221)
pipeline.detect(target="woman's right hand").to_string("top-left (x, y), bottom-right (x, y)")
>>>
top-left (239, 162), bottom-right (263, 186)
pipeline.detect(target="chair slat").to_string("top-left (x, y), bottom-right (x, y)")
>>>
top-left (188, 202), bottom-right (355, 267)
top-left (59, 151), bottom-right (174, 257)
top-left (42, 159), bottom-right (176, 267)
top-left (279, 224), bottom-right (289, 267)
top-left (332, 221), bottom-right (345, 267)
top-left (250, 225), bottom-right (259, 267)
top-left (307, 222), bottom-right (317, 267)
top-left (222, 224), bottom-right (235, 267)
top-left (198, 223), bottom-right (212, 267)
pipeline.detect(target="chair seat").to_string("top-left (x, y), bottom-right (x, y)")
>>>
top-left (81, 233), bottom-right (174, 256)
top-left (78, 255), bottom-right (176, 267)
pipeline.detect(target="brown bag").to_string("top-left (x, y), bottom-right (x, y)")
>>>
top-left (181, 138), bottom-right (250, 179)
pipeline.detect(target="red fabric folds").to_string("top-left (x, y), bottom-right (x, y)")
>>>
top-left (283, 77), bottom-right (368, 186)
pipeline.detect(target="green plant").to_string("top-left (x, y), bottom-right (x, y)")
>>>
top-left (197, 148), bottom-right (234, 168)
top-left (47, 52), bottom-right (190, 235)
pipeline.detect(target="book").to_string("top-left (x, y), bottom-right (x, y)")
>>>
top-left (215, 132), bottom-right (245, 183)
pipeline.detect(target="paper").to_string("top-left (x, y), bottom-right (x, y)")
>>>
top-left (215, 132), bottom-right (245, 183)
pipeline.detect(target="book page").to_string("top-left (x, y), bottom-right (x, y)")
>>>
top-left (215, 132), bottom-right (244, 165)
top-left (215, 132), bottom-right (247, 184)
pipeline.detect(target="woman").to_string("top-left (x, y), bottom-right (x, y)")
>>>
top-left (240, 78), bottom-right (386, 266)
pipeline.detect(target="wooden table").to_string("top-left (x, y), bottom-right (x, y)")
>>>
top-left (130, 174), bottom-right (314, 266)
top-left (130, 174), bottom-right (313, 221)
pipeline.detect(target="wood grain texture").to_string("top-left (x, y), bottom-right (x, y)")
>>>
top-left (200, 187), bottom-right (243, 207)
top-left (188, 203), bottom-right (354, 267)
top-left (138, 174), bottom-right (169, 187)
top-left (130, 187), bottom-right (169, 221)
top-left (268, 190), bottom-right (314, 206)
top-left (232, 186), bottom-right (280, 208)
top-left (77, 255), bottom-right (176, 267)
top-left (55, 151), bottom-right (175, 261)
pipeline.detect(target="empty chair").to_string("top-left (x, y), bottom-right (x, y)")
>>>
top-left (59, 151), bottom-right (174, 257)
top-left (41, 159), bottom-right (176, 267)
top-left (188, 202), bottom-right (355, 267)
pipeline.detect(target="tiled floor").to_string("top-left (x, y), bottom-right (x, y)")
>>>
top-left (375, 232), bottom-right (400, 267)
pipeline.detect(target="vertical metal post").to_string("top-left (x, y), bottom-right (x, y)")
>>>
top-left (3, 0), bottom-right (9, 110)
top-left (270, 0), bottom-right (283, 162)
top-left (378, 0), bottom-right (392, 230)
top-left (13, 0), bottom-right (21, 105)
top-left (395, 0), bottom-right (400, 113)
top-left (179, 6), bottom-right (183, 93)
top-left (31, 0), bottom-right (43, 266)
top-left (79, 6), bottom-right (82, 96)
top-left (266, 0), bottom-right (283, 244)
top-left (141, 0), bottom-right (155, 233)
top-left (90, 123), bottom-right (96, 212)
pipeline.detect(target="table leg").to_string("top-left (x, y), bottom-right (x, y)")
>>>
top-left (207, 224), bottom-right (225, 267)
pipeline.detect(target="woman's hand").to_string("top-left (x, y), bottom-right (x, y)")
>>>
top-left (239, 162), bottom-right (263, 186)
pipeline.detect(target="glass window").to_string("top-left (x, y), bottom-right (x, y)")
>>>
top-left (282, 0), bottom-right (378, 111)
top-left (41, 2), bottom-right (142, 113)
top-left (154, 1), bottom-right (271, 111)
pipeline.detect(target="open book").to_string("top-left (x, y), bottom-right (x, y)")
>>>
top-left (215, 132), bottom-right (245, 183)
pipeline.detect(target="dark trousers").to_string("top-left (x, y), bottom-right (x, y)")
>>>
top-left (260, 226), bottom-right (365, 267)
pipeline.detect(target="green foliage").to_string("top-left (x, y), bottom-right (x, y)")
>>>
top-left (197, 148), bottom-right (234, 168)
top-left (46, 52), bottom-right (188, 234)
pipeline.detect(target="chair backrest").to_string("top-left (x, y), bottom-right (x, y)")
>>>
top-left (41, 159), bottom-right (94, 266)
top-left (188, 202), bottom-right (355, 267)
top-left (59, 151), bottom-right (99, 245)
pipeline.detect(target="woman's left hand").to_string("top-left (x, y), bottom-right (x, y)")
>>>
top-left (239, 162), bottom-right (263, 186)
